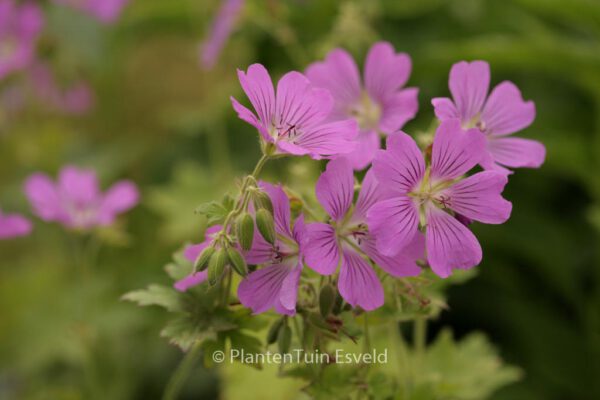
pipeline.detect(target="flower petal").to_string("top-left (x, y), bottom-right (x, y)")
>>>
top-left (0, 211), bottom-right (32, 239)
top-left (360, 233), bottom-right (423, 277)
top-left (97, 181), bottom-right (139, 225)
top-left (481, 81), bottom-right (535, 136)
top-left (304, 222), bottom-right (340, 275)
top-left (284, 119), bottom-right (358, 159)
top-left (237, 64), bottom-right (275, 126)
top-left (448, 60), bottom-right (490, 122)
top-left (24, 173), bottom-right (65, 222)
top-left (378, 87), bottom-right (419, 134)
top-left (259, 182), bottom-right (292, 238)
top-left (364, 42), bottom-right (412, 102)
top-left (231, 96), bottom-right (271, 142)
top-left (353, 167), bottom-right (384, 222)
top-left (425, 206), bottom-right (482, 278)
top-left (485, 137), bottom-right (545, 169)
top-left (343, 130), bottom-right (380, 171)
top-left (431, 119), bottom-right (485, 180)
top-left (431, 97), bottom-right (459, 120)
top-left (442, 171), bottom-right (512, 224)
top-left (305, 48), bottom-right (361, 111)
top-left (338, 249), bottom-right (384, 311)
top-left (275, 263), bottom-right (302, 315)
top-left (237, 261), bottom-right (296, 315)
top-left (58, 166), bottom-right (99, 205)
top-left (367, 196), bottom-right (419, 256)
top-left (316, 158), bottom-right (354, 221)
top-left (372, 131), bottom-right (425, 195)
top-left (174, 271), bottom-right (208, 292)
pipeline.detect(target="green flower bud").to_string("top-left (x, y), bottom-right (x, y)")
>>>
top-left (256, 208), bottom-right (276, 245)
top-left (208, 248), bottom-right (227, 286)
top-left (227, 247), bottom-right (248, 277)
top-left (267, 318), bottom-right (284, 344)
top-left (194, 245), bottom-right (215, 272)
top-left (332, 293), bottom-right (344, 315)
top-left (253, 191), bottom-right (274, 214)
top-left (277, 325), bottom-right (292, 354)
top-left (236, 212), bottom-right (254, 251)
top-left (319, 284), bottom-right (336, 318)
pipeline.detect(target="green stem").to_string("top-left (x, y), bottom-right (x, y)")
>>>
top-left (413, 317), bottom-right (427, 374)
top-left (162, 341), bottom-right (204, 400)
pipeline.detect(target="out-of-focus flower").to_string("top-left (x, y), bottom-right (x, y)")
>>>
top-left (0, 207), bottom-right (32, 239)
top-left (29, 62), bottom-right (95, 115)
top-left (367, 120), bottom-right (512, 278)
top-left (24, 165), bottom-right (139, 230)
top-left (432, 60), bottom-right (545, 173)
top-left (0, 0), bottom-right (44, 79)
top-left (306, 42), bottom-right (418, 170)
top-left (304, 158), bottom-right (424, 310)
top-left (200, 0), bottom-right (244, 70)
top-left (173, 225), bottom-right (222, 292)
top-left (51, 0), bottom-right (130, 24)
top-left (238, 182), bottom-right (307, 316)
top-left (231, 64), bottom-right (358, 159)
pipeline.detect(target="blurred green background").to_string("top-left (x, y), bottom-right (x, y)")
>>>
top-left (0, 0), bottom-right (598, 399)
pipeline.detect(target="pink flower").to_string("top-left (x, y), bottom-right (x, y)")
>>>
top-left (238, 182), bottom-right (307, 316)
top-left (304, 158), bottom-right (424, 310)
top-left (200, 0), bottom-right (244, 70)
top-left (0, 0), bottom-right (44, 79)
top-left (0, 207), bottom-right (32, 239)
top-left (51, 0), bottom-right (130, 24)
top-left (231, 64), bottom-right (358, 159)
top-left (432, 61), bottom-right (545, 173)
top-left (24, 165), bottom-right (139, 230)
top-left (306, 42), bottom-right (418, 170)
top-left (173, 225), bottom-right (222, 292)
top-left (367, 120), bottom-right (512, 278)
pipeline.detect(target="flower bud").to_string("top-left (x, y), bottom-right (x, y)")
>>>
top-left (226, 247), bottom-right (248, 277)
top-left (256, 208), bottom-right (276, 245)
top-left (236, 212), bottom-right (254, 251)
top-left (267, 318), bottom-right (284, 344)
top-left (277, 325), bottom-right (292, 354)
top-left (253, 190), bottom-right (273, 214)
top-left (208, 248), bottom-right (227, 286)
top-left (194, 245), bottom-right (215, 272)
top-left (319, 284), bottom-right (336, 318)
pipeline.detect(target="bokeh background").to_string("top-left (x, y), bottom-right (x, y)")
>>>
top-left (0, 0), bottom-right (598, 399)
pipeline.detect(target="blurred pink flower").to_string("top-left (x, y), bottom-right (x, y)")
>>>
top-left (24, 166), bottom-right (139, 230)
top-left (52, 0), bottom-right (130, 24)
top-left (0, 207), bottom-right (32, 239)
top-left (306, 42), bottom-right (419, 170)
top-left (0, 0), bottom-right (44, 79)
top-left (200, 0), bottom-right (244, 70)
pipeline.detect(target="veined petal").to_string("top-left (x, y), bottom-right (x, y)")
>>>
top-left (316, 158), bottom-right (354, 221)
top-left (431, 97), bottom-right (459, 120)
top-left (448, 60), bottom-right (490, 122)
top-left (237, 261), bottom-right (296, 315)
top-left (361, 233), bottom-right (423, 277)
top-left (275, 72), bottom-right (333, 129)
top-left (259, 182), bottom-right (292, 238)
top-left (58, 166), bottom-right (100, 206)
top-left (338, 249), bottom-right (384, 311)
top-left (237, 64), bottom-right (275, 126)
top-left (378, 87), bottom-right (419, 134)
top-left (287, 119), bottom-right (358, 159)
top-left (431, 119), bottom-right (485, 180)
top-left (97, 180), bottom-right (139, 225)
top-left (275, 263), bottom-right (302, 315)
top-left (305, 48), bottom-right (361, 110)
top-left (486, 137), bottom-right (545, 169)
top-left (230, 96), bottom-right (271, 142)
top-left (441, 171), bottom-right (512, 224)
top-left (353, 167), bottom-right (384, 222)
top-left (243, 225), bottom-right (274, 265)
top-left (481, 81), bottom-right (535, 136)
top-left (304, 222), bottom-right (340, 275)
top-left (343, 130), bottom-right (380, 171)
top-left (367, 196), bottom-right (419, 256)
top-left (364, 42), bottom-right (412, 102)
top-left (372, 131), bottom-right (425, 195)
top-left (425, 206), bottom-right (482, 278)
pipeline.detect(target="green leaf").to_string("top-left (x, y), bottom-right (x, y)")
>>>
top-left (122, 284), bottom-right (183, 313)
top-left (195, 201), bottom-right (230, 225)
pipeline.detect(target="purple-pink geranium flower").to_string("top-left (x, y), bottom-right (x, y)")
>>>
top-left (306, 42), bottom-right (418, 170)
top-left (237, 182), bottom-right (307, 316)
top-left (0, 0), bottom-right (43, 79)
top-left (24, 165), bottom-right (139, 230)
top-left (304, 158), bottom-right (424, 310)
top-left (0, 207), bottom-right (32, 239)
top-left (51, 0), bottom-right (130, 24)
top-left (200, 0), bottom-right (244, 70)
top-left (173, 225), bottom-right (222, 292)
top-left (231, 64), bottom-right (358, 159)
top-left (432, 60), bottom-right (545, 173)
top-left (367, 119), bottom-right (512, 278)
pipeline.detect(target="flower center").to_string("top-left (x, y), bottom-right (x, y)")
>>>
top-left (348, 91), bottom-right (381, 131)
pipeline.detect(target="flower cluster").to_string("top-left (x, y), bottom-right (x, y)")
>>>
top-left (175, 42), bottom-right (545, 314)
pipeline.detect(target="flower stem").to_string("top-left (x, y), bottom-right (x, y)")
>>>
top-left (162, 341), bottom-right (203, 400)
top-left (413, 317), bottom-right (427, 374)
